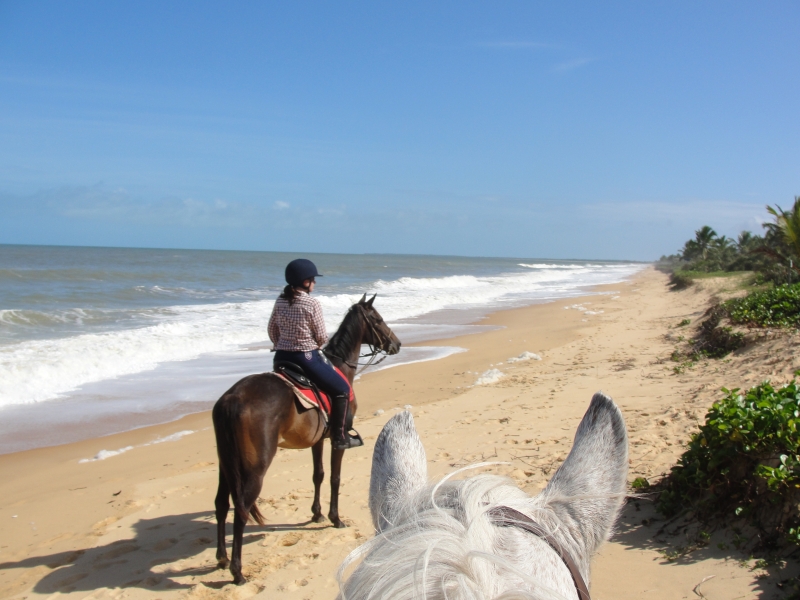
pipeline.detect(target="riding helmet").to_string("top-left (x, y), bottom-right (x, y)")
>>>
top-left (285, 258), bottom-right (322, 287)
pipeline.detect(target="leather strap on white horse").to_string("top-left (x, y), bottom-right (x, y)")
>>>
top-left (488, 506), bottom-right (591, 600)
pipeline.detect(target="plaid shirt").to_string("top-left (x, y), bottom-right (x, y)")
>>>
top-left (268, 291), bottom-right (329, 352)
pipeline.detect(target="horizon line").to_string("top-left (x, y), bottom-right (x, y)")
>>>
top-left (0, 241), bottom-right (648, 264)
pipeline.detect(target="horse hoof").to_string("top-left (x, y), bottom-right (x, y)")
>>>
top-left (217, 558), bottom-right (230, 569)
top-left (332, 520), bottom-right (347, 529)
top-left (233, 574), bottom-right (247, 586)
top-left (311, 514), bottom-right (326, 523)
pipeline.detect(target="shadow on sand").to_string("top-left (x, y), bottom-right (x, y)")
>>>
top-left (0, 510), bottom-right (331, 595)
top-left (613, 496), bottom-right (800, 598)
top-left (9, 499), bottom-right (799, 597)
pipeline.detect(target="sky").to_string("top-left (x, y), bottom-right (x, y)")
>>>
top-left (0, 2), bottom-right (798, 261)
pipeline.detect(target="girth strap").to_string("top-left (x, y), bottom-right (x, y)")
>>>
top-left (487, 506), bottom-right (591, 600)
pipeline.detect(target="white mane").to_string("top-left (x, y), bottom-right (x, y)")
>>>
top-left (337, 393), bottom-right (629, 600)
top-left (340, 471), bottom-right (584, 600)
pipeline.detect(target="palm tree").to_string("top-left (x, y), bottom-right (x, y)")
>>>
top-left (680, 226), bottom-right (717, 261)
top-left (766, 197), bottom-right (800, 256)
top-left (694, 226), bottom-right (718, 260)
top-left (704, 236), bottom-right (736, 270)
top-left (760, 196), bottom-right (800, 274)
top-left (737, 231), bottom-right (756, 252)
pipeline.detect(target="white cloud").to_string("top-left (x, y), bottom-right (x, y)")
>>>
top-left (552, 57), bottom-right (598, 72)
top-left (274, 200), bottom-right (290, 210)
top-left (2, 184), bottom-right (263, 229)
top-left (477, 41), bottom-right (551, 49)
top-left (580, 199), bottom-right (769, 239)
top-left (582, 199), bottom-right (764, 221)
top-left (316, 206), bottom-right (345, 217)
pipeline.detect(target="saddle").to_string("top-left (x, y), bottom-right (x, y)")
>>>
top-left (272, 361), bottom-right (354, 417)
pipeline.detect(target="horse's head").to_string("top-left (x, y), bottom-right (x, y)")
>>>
top-left (357, 294), bottom-right (401, 355)
top-left (338, 392), bottom-right (629, 600)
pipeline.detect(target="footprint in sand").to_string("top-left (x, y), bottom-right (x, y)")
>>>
top-left (95, 559), bottom-right (129, 570)
top-left (92, 516), bottom-right (120, 533)
top-left (56, 571), bottom-right (89, 590)
top-left (47, 549), bottom-right (85, 568)
top-left (286, 578), bottom-right (310, 591)
top-left (98, 542), bottom-right (140, 560)
top-left (153, 538), bottom-right (179, 551)
top-left (280, 531), bottom-right (304, 547)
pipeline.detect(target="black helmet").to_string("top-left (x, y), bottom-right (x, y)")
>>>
top-left (285, 258), bottom-right (322, 287)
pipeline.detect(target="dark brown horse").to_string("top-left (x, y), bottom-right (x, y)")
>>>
top-left (212, 294), bottom-right (401, 584)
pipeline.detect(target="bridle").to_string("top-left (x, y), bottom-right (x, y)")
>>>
top-left (488, 506), bottom-right (591, 600)
top-left (327, 304), bottom-right (394, 375)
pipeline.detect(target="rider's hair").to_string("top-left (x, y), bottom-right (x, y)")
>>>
top-left (279, 284), bottom-right (300, 305)
top-left (279, 282), bottom-right (311, 305)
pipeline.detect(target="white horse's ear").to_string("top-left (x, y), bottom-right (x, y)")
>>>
top-left (369, 411), bottom-right (427, 533)
top-left (537, 392), bottom-right (628, 557)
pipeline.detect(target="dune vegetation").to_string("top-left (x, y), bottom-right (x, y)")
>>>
top-left (656, 196), bottom-right (800, 567)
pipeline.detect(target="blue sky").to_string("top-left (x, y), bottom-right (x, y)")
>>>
top-left (1, 2), bottom-right (798, 260)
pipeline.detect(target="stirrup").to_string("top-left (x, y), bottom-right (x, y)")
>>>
top-left (332, 429), bottom-right (364, 450)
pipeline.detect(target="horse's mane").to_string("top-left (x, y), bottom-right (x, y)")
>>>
top-left (324, 304), bottom-right (364, 363)
top-left (337, 472), bottom-right (579, 600)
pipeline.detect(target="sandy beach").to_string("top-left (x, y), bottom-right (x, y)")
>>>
top-left (3, 266), bottom-right (800, 600)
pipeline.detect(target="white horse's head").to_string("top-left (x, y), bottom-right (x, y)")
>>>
top-left (337, 392), bottom-right (628, 600)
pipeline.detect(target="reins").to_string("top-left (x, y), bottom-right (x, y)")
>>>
top-left (325, 304), bottom-right (392, 375)
top-left (488, 506), bottom-right (591, 600)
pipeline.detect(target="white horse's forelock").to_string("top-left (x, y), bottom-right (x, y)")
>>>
top-left (338, 472), bottom-right (584, 600)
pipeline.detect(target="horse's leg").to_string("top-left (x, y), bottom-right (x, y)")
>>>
top-left (328, 447), bottom-right (346, 528)
top-left (230, 442), bottom-right (278, 585)
top-left (230, 508), bottom-right (248, 585)
top-left (215, 469), bottom-right (231, 569)
top-left (311, 439), bottom-right (325, 522)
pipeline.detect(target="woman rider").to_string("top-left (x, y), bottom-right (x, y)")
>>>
top-left (268, 259), bottom-right (363, 450)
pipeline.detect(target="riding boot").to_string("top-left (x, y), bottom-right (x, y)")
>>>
top-left (330, 393), bottom-right (363, 450)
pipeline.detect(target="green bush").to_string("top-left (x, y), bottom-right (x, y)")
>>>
top-left (658, 380), bottom-right (800, 542)
top-left (725, 283), bottom-right (800, 328)
top-left (669, 271), bottom-right (694, 290)
top-left (690, 305), bottom-right (745, 358)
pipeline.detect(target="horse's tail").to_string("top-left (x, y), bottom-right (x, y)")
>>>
top-left (212, 396), bottom-right (266, 526)
top-left (249, 501), bottom-right (265, 526)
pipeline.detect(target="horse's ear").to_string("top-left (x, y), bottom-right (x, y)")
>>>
top-left (359, 293), bottom-right (367, 304)
top-left (535, 392), bottom-right (628, 557)
top-left (366, 293), bottom-right (376, 307)
top-left (369, 411), bottom-right (427, 533)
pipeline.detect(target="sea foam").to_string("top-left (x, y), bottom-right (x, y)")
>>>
top-left (0, 262), bottom-right (643, 408)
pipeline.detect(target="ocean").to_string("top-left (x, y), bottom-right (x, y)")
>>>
top-left (0, 244), bottom-right (645, 454)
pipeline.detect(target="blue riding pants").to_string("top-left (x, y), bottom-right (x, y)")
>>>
top-left (273, 349), bottom-right (350, 397)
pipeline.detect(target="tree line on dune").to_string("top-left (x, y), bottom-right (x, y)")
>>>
top-left (658, 196), bottom-right (800, 285)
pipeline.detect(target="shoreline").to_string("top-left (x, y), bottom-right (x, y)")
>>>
top-left (0, 271), bottom-right (640, 456)
top-left (3, 266), bottom-right (784, 599)
top-left (1, 244), bottom-right (644, 438)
